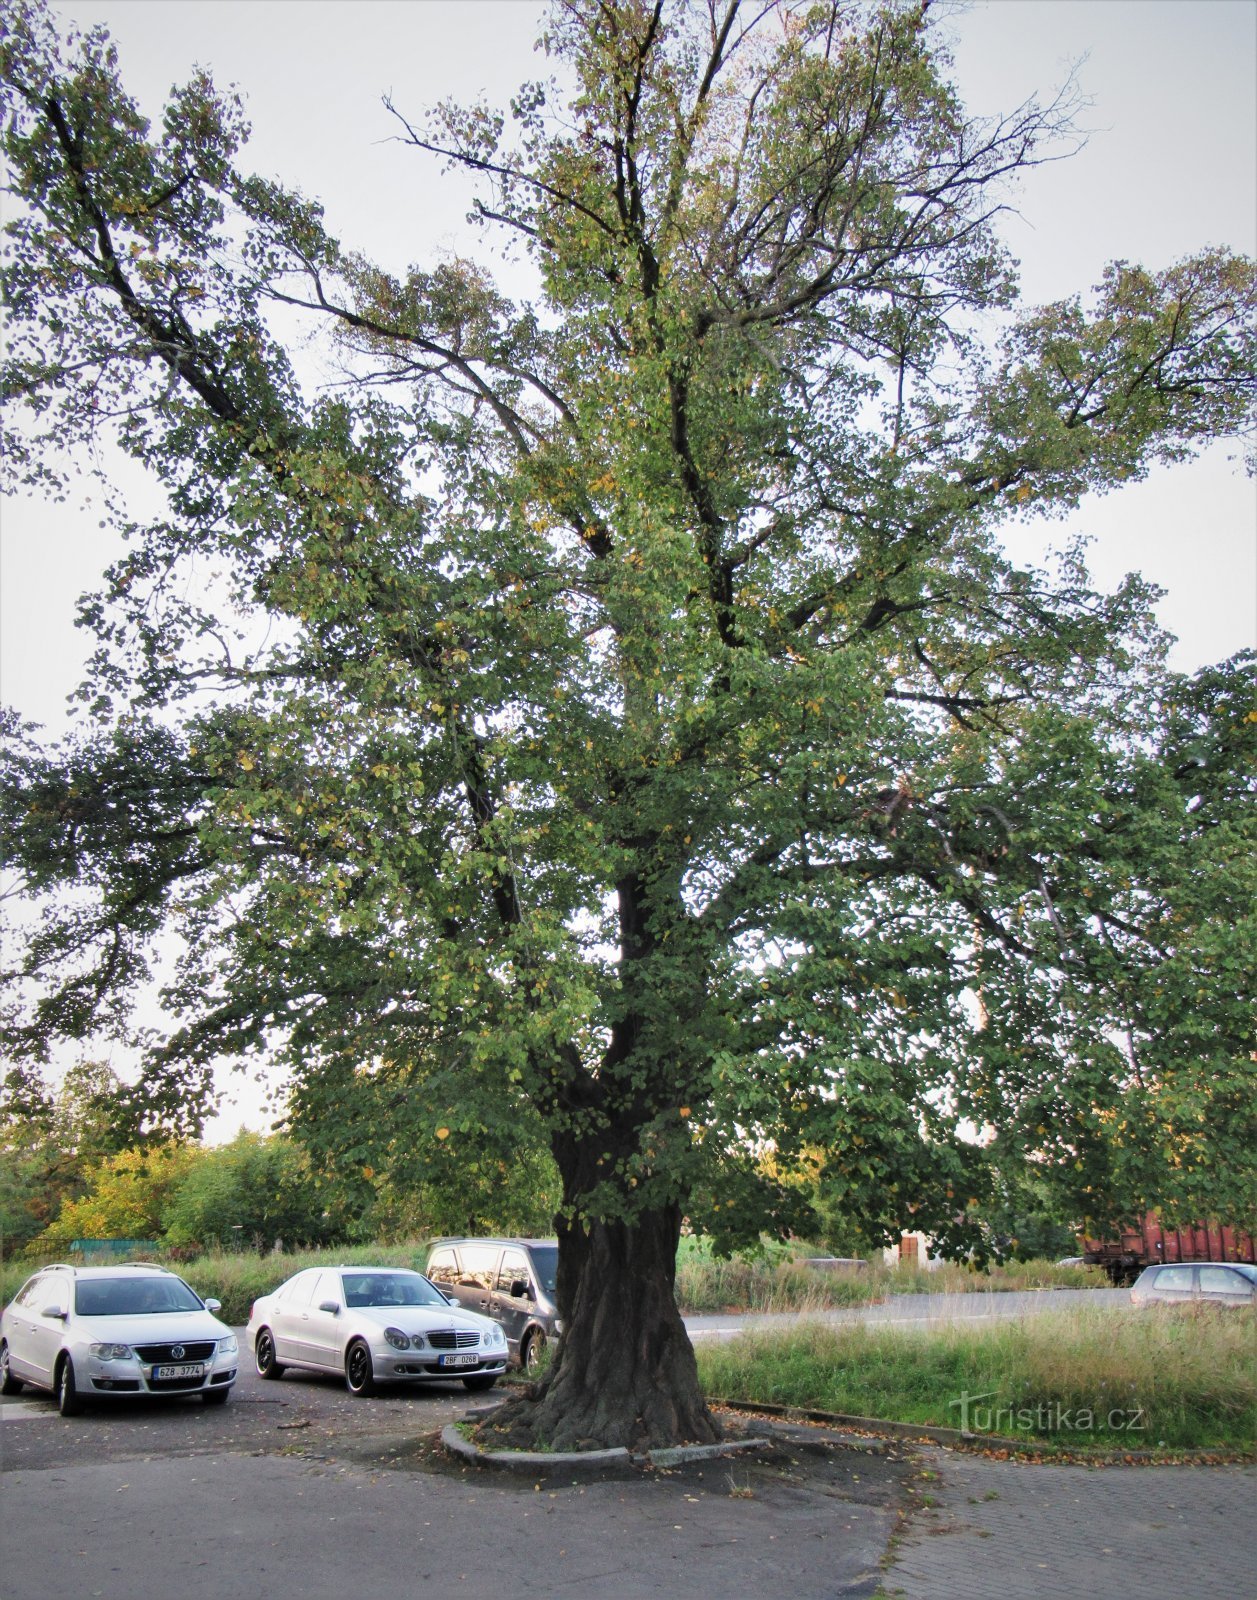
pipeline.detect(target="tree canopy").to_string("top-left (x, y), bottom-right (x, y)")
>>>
top-left (2, 0), bottom-right (1254, 1448)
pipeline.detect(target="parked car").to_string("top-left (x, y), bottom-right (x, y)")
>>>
top-left (245, 1265), bottom-right (508, 1395)
top-left (425, 1238), bottom-right (560, 1371)
top-left (1130, 1261), bottom-right (1257, 1308)
top-left (0, 1262), bottom-right (238, 1415)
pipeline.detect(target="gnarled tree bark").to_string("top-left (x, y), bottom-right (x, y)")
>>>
top-left (483, 1201), bottom-right (718, 1453)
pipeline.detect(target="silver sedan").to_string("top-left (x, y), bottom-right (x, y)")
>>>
top-left (245, 1266), bottom-right (509, 1395)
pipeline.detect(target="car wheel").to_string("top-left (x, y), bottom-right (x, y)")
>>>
top-left (0, 1341), bottom-right (23, 1395)
top-left (345, 1340), bottom-right (376, 1396)
top-left (255, 1329), bottom-right (285, 1380)
top-left (202, 1386), bottom-right (231, 1406)
top-left (57, 1357), bottom-right (82, 1417)
top-left (521, 1329), bottom-right (546, 1373)
top-left (463, 1373), bottom-right (497, 1393)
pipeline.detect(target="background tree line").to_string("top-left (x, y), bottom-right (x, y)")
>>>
top-left (3, 1059), bottom-right (1078, 1264)
top-left (0, 1062), bottom-right (560, 1259)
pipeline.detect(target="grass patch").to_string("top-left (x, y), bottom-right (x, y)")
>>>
top-left (880, 1258), bottom-right (1105, 1295)
top-left (676, 1241), bottom-right (883, 1313)
top-left (674, 1238), bottom-right (1106, 1314)
top-left (695, 1304), bottom-right (1257, 1451)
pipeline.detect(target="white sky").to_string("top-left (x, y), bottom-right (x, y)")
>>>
top-left (1, 0), bottom-right (1255, 1138)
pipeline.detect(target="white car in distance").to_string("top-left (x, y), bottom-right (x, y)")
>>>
top-left (246, 1266), bottom-right (509, 1395)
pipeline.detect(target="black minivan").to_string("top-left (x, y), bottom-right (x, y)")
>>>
top-left (425, 1238), bottom-right (560, 1371)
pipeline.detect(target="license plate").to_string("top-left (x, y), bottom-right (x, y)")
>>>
top-left (438, 1353), bottom-right (478, 1369)
top-left (153, 1363), bottom-right (205, 1380)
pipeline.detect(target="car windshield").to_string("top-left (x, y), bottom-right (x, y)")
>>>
top-left (74, 1277), bottom-right (204, 1316)
top-left (529, 1245), bottom-right (558, 1298)
top-left (342, 1272), bottom-right (449, 1309)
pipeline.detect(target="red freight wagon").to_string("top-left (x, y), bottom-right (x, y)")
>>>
top-left (1081, 1213), bottom-right (1257, 1285)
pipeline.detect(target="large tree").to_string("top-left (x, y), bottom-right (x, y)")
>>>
top-left (2, 0), bottom-right (1253, 1448)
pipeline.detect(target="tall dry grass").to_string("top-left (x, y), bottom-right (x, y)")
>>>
top-left (695, 1303), bottom-right (1257, 1449)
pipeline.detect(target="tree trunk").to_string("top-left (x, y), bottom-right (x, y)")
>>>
top-left (481, 1203), bottom-right (720, 1452)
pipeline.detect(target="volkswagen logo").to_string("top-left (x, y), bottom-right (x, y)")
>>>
top-left (171, 1345), bottom-right (185, 1360)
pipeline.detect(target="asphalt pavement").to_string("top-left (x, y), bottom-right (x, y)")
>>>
top-left (1, 1363), bottom-right (907, 1599)
top-left (3, 1294), bottom-right (1253, 1600)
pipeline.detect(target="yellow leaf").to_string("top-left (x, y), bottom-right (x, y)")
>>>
top-left (238, 752), bottom-right (255, 770)
top-left (436, 1126), bottom-right (450, 1141)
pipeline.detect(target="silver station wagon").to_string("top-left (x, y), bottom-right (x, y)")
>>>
top-left (1, 1262), bottom-right (238, 1414)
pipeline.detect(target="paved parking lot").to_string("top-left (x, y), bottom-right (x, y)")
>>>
top-left (4, 1340), bottom-right (1253, 1600)
top-left (1, 1362), bottom-right (907, 1599)
top-left (0, 1345), bottom-right (481, 1472)
top-left (888, 1447), bottom-right (1257, 1600)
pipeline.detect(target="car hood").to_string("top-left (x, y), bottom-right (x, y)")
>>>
top-left (352, 1304), bottom-right (496, 1336)
top-left (76, 1310), bottom-right (232, 1343)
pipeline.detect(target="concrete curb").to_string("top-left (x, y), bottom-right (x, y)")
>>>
top-left (440, 1421), bottom-right (773, 1474)
top-left (710, 1399), bottom-right (1257, 1463)
top-left (639, 1437), bottom-right (772, 1468)
top-left (440, 1423), bottom-right (632, 1473)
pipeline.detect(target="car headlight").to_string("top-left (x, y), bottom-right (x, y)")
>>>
top-left (383, 1327), bottom-right (411, 1350)
top-left (218, 1335), bottom-right (238, 1357)
top-left (484, 1324), bottom-right (507, 1349)
top-left (90, 1342), bottom-right (135, 1361)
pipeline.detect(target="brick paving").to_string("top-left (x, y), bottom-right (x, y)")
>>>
top-left (887, 1447), bottom-right (1257, 1600)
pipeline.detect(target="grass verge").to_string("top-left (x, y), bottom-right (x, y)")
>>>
top-left (695, 1304), bottom-right (1257, 1451)
top-left (674, 1239), bottom-right (1107, 1314)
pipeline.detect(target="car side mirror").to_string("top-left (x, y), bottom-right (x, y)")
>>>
top-left (510, 1279), bottom-right (529, 1299)
top-left (204, 1298), bottom-right (222, 1313)
top-left (440, 1289), bottom-right (456, 1305)
top-left (318, 1300), bottom-right (341, 1314)
top-left (41, 1303), bottom-right (67, 1320)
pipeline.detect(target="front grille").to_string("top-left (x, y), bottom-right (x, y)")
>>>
top-left (427, 1329), bottom-right (479, 1351)
top-left (133, 1342), bottom-right (216, 1363)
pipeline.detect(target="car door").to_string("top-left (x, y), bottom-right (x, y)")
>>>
top-left (1150, 1264), bottom-right (1195, 1304)
top-left (22, 1273), bottom-right (71, 1388)
top-left (1197, 1265), bottom-right (1257, 1305)
top-left (445, 1244), bottom-right (500, 1318)
top-left (269, 1270), bottom-right (319, 1363)
top-left (5, 1274), bottom-right (53, 1384)
top-left (490, 1248), bottom-right (536, 1362)
top-left (426, 1247), bottom-right (459, 1303)
top-left (301, 1271), bottom-right (346, 1370)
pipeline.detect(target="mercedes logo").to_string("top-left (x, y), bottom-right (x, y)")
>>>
top-left (171, 1345), bottom-right (185, 1359)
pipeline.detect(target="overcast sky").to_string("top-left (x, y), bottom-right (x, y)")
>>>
top-left (2, 0), bottom-right (1254, 1136)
